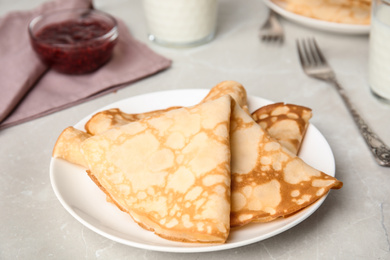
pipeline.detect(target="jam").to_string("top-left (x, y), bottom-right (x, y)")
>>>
top-left (31, 19), bottom-right (118, 74)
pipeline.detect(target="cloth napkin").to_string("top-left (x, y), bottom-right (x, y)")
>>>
top-left (0, 0), bottom-right (171, 130)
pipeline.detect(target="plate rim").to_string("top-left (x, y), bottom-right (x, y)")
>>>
top-left (50, 88), bottom-right (336, 253)
top-left (262, 0), bottom-right (370, 34)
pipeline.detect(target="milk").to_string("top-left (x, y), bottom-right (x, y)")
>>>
top-left (143, 0), bottom-right (217, 47)
top-left (369, 3), bottom-right (390, 101)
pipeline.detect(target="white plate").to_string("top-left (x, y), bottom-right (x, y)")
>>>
top-left (50, 89), bottom-right (336, 253)
top-left (263, 0), bottom-right (370, 34)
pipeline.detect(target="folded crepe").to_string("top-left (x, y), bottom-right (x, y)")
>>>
top-left (230, 102), bottom-right (342, 226)
top-left (272, 0), bottom-right (371, 25)
top-left (251, 103), bottom-right (312, 155)
top-left (80, 95), bottom-right (233, 243)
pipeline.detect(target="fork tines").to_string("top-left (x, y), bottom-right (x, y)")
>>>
top-left (296, 38), bottom-right (335, 81)
top-left (296, 38), bottom-right (328, 67)
top-left (259, 11), bottom-right (284, 44)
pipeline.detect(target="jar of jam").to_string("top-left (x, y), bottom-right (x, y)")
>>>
top-left (29, 9), bottom-right (118, 74)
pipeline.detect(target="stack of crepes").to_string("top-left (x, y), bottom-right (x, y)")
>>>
top-left (272, 0), bottom-right (371, 25)
top-left (52, 81), bottom-right (342, 244)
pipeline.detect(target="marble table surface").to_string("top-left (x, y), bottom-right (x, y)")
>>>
top-left (1, 0), bottom-right (389, 259)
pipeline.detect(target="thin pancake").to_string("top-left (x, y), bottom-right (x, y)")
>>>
top-left (80, 95), bottom-right (233, 243)
top-left (251, 103), bottom-right (312, 155)
top-left (230, 102), bottom-right (342, 227)
top-left (272, 0), bottom-right (370, 25)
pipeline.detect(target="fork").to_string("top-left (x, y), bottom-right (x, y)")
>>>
top-left (259, 10), bottom-right (284, 43)
top-left (296, 38), bottom-right (390, 167)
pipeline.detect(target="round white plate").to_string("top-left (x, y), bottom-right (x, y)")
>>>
top-left (50, 89), bottom-right (336, 253)
top-left (263, 0), bottom-right (370, 34)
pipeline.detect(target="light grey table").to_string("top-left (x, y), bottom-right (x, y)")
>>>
top-left (1, 0), bottom-right (389, 259)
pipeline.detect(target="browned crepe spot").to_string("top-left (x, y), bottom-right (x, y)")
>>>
top-left (252, 103), bottom-right (312, 155)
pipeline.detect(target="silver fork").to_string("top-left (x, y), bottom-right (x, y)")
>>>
top-left (259, 10), bottom-right (284, 44)
top-left (296, 38), bottom-right (390, 167)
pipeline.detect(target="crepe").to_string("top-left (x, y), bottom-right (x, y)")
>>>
top-left (52, 126), bottom-right (90, 168)
top-left (85, 106), bottom-right (181, 135)
top-left (251, 103), bottom-right (312, 155)
top-left (272, 0), bottom-right (371, 25)
top-left (80, 95), bottom-right (233, 243)
top-left (201, 80), bottom-right (249, 113)
top-left (230, 102), bottom-right (342, 227)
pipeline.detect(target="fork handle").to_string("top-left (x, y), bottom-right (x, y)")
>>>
top-left (331, 79), bottom-right (390, 166)
top-left (269, 11), bottom-right (283, 33)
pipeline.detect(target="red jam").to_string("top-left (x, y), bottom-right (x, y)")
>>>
top-left (31, 20), bottom-right (117, 74)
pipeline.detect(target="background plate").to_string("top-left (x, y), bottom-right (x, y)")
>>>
top-left (263, 0), bottom-right (370, 34)
top-left (50, 89), bottom-right (336, 253)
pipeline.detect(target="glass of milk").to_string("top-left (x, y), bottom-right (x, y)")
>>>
top-left (368, 0), bottom-right (390, 101)
top-left (143, 0), bottom-right (218, 47)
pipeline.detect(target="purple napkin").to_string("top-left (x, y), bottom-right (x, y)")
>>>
top-left (0, 0), bottom-right (171, 130)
